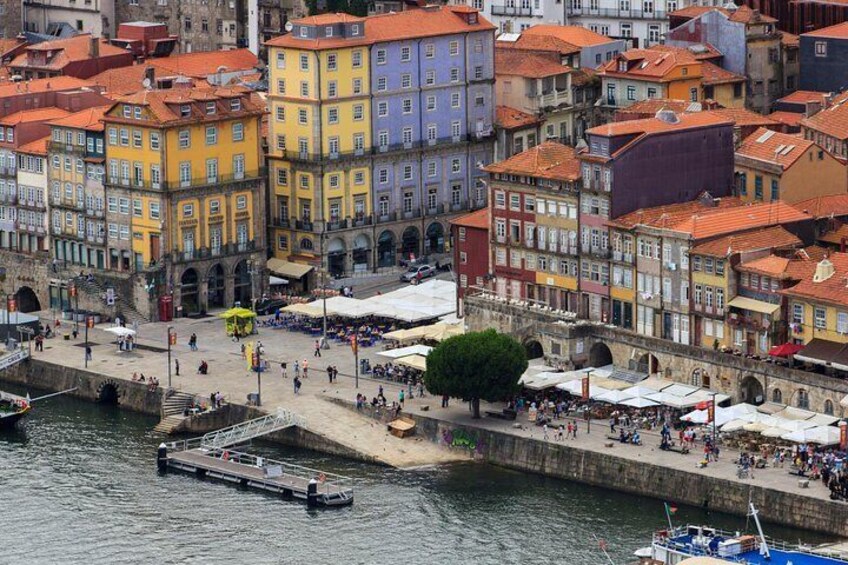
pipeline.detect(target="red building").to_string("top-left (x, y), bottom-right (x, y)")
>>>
top-left (9, 35), bottom-right (134, 80)
top-left (742, 0), bottom-right (848, 35)
top-left (451, 208), bottom-right (490, 316)
top-left (110, 22), bottom-right (179, 60)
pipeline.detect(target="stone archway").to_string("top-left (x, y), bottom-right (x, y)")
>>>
top-left (180, 268), bottom-right (199, 315)
top-left (206, 264), bottom-right (226, 309)
top-left (233, 260), bottom-right (251, 307)
top-left (740, 375), bottom-right (765, 405)
top-left (377, 230), bottom-right (395, 268)
top-left (352, 233), bottom-right (370, 274)
top-left (16, 286), bottom-right (41, 313)
top-left (637, 353), bottom-right (661, 375)
top-left (589, 342), bottom-right (613, 367)
top-left (401, 226), bottom-right (420, 259)
top-left (425, 221), bottom-right (445, 254)
top-left (327, 238), bottom-right (346, 277)
top-left (96, 379), bottom-right (121, 405)
top-left (524, 340), bottom-right (543, 360)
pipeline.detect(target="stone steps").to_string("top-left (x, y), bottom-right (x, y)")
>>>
top-left (153, 414), bottom-right (186, 434)
top-left (162, 391), bottom-right (196, 417)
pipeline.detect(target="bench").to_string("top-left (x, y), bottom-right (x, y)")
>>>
top-left (486, 409), bottom-right (517, 421)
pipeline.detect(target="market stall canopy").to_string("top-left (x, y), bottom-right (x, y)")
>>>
top-left (266, 258), bottom-right (314, 279)
top-left (269, 275), bottom-right (289, 286)
top-left (637, 376), bottom-right (678, 391)
top-left (382, 328), bottom-right (419, 342)
top-left (781, 425), bottom-right (842, 445)
top-left (518, 363), bottom-right (560, 385)
top-left (620, 396), bottom-right (660, 408)
top-left (662, 383), bottom-right (700, 397)
top-left (645, 391), bottom-right (696, 409)
top-left (219, 307), bottom-right (257, 319)
top-left (104, 327), bottom-right (136, 337)
top-left (794, 338), bottom-right (848, 371)
top-left (768, 343), bottom-right (804, 358)
top-left (595, 389), bottom-right (636, 405)
top-left (621, 385), bottom-right (656, 398)
top-left (376, 344), bottom-right (433, 360)
top-left (685, 390), bottom-right (731, 406)
top-left (421, 322), bottom-right (464, 342)
top-left (523, 371), bottom-right (573, 391)
top-left (395, 354), bottom-right (427, 371)
top-left (555, 379), bottom-right (610, 399)
top-left (281, 302), bottom-right (323, 317)
top-left (683, 403), bottom-right (758, 427)
top-left (727, 296), bottom-right (781, 315)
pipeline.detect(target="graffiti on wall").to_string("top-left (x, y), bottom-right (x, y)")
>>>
top-left (442, 428), bottom-right (486, 455)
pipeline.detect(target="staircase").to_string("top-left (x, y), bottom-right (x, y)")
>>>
top-left (154, 390), bottom-right (197, 434)
top-left (71, 274), bottom-right (151, 324)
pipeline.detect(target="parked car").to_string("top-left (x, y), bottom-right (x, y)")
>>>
top-left (255, 299), bottom-right (287, 316)
top-left (400, 264), bottom-right (436, 282)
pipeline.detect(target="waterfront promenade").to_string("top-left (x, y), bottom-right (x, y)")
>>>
top-left (20, 312), bottom-right (846, 510)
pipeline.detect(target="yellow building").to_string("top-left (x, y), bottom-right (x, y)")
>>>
top-left (783, 253), bottom-right (848, 346)
top-left (265, 13), bottom-right (372, 265)
top-left (735, 127), bottom-right (847, 204)
top-left (102, 86), bottom-right (266, 314)
top-left (609, 227), bottom-right (636, 330)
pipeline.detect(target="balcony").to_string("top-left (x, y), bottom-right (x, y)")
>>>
top-left (377, 212), bottom-right (398, 223)
top-left (326, 218), bottom-right (349, 231)
top-left (295, 219), bottom-right (314, 231)
top-left (106, 169), bottom-right (264, 191)
top-left (0, 166), bottom-right (16, 177)
top-left (352, 214), bottom-right (372, 227)
top-left (425, 204), bottom-right (445, 216)
top-left (450, 200), bottom-right (468, 212)
top-left (491, 3), bottom-right (535, 15)
top-left (0, 193), bottom-right (17, 204)
top-left (271, 217), bottom-right (290, 229)
top-left (567, 6), bottom-right (666, 19)
top-left (581, 179), bottom-right (611, 193)
top-left (540, 90), bottom-right (571, 109)
top-left (587, 247), bottom-right (611, 259)
top-left (47, 141), bottom-right (87, 155)
top-left (402, 207), bottom-right (421, 220)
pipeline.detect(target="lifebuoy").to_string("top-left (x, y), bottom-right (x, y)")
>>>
top-left (318, 473), bottom-right (326, 483)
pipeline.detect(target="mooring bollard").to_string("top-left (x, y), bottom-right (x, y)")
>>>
top-left (307, 477), bottom-right (319, 507)
top-left (157, 442), bottom-right (168, 472)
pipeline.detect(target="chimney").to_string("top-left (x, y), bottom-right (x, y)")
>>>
top-left (144, 66), bottom-right (155, 85)
top-left (90, 36), bottom-right (100, 58)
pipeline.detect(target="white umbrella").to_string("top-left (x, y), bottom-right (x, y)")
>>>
top-left (782, 426), bottom-right (842, 445)
top-left (621, 385), bottom-right (656, 398)
top-left (595, 389), bottom-right (636, 405)
top-left (681, 409), bottom-right (709, 424)
top-left (761, 427), bottom-right (789, 438)
top-left (620, 396), bottom-right (660, 408)
top-left (646, 392), bottom-right (692, 409)
top-left (523, 371), bottom-right (570, 391)
top-left (720, 418), bottom-right (750, 432)
top-left (555, 379), bottom-right (609, 399)
top-left (104, 327), bottom-right (136, 337)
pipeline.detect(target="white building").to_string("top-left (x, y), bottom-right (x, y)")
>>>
top-left (23, 0), bottom-right (116, 38)
top-left (16, 138), bottom-right (49, 255)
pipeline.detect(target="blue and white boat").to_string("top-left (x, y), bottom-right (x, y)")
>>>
top-left (640, 504), bottom-right (848, 565)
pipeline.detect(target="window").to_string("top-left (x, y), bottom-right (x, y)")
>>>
top-left (206, 101), bottom-right (216, 115)
top-left (450, 41), bottom-right (459, 56)
top-left (770, 179), bottom-right (779, 201)
top-left (797, 389), bottom-right (809, 410)
top-left (277, 169), bottom-right (288, 186)
top-left (402, 99), bottom-right (412, 114)
top-left (149, 201), bottom-right (160, 220)
top-left (451, 92), bottom-right (460, 108)
top-left (205, 126), bottom-right (217, 145)
top-left (327, 53), bottom-right (337, 71)
top-left (838, 312), bottom-right (848, 334)
top-left (179, 130), bottom-right (190, 149)
top-left (119, 129), bottom-right (129, 146)
top-left (328, 81), bottom-right (337, 98)
top-left (236, 195), bottom-right (247, 209)
top-left (277, 79), bottom-right (286, 94)
top-left (425, 43), bottom-right (435, 58)
top-left (352, 50), bottom-right (362, 68)
top-left (815, 307), bottom-right (827, 329)
top-left (352, 78), bottom-right (362, 94)
top-left (425, 71), bottom-right (435, 86)
top-left (401, 74), bottom-right (412, 89)
top-left (377, 77), bottom-right (387, 91)
top-left (403, 165), bottom-right (413, 181)
top-left (353, 104), bottom-right (363, 121)
top-left (815, 41), bottom-right (827, 57)
top-left (379, 168), bottom-right (388, 184)
top-left (401, 46), bottom-right (411, 62)
top-left (132, 199), bottom-right (143, 217)
top-left (328, 107), bottom-right (339, 124)
top-left (376, 49), bottom-right (386, 65)
top-left (299, 54), bottom-right (309, 71)
top-left (377, 102), bottom-right (388, 117)
top-left (426, 96), bottom-right (436, 111)
top-left (792, 303), bottom-right (804, 324)
top-left (627, 85), bottom-right (636, 100)
top-left (300, 81), bottom-right (309, 97)
top-left (298, 108), bottom-right (307, 125)
top-left (450, 68), bottom-right (459, 83)
top-left (276, 51), bottom-right (286, 69)
top-left (232, 123), bottom-right (244, 142)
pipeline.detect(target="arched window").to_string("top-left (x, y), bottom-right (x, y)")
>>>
top-left (300, 238), bottom-right (314, 251)
top-left (772, 388), bottom-right (782, 404)
top-left (824, 399), bottom-right (834, 416)
top-left (796, 389), bottom-right (809, 410)
top-left (691, 369), bottom-right (702, 387)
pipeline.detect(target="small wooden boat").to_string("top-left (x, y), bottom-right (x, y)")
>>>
top-left (0, 390), bottom-right (31, 430)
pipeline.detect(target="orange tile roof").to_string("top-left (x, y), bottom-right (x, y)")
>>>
top-left (0, 38), bottom-right (24, 57)
top-left (47, 106), bottom-right (110, 132)
top-left (89, 65), bottom-right (171, 95)
top-left (615, 98), bottom-right (692, 117)
top-left (802, 21), bottom-right (848, 39)
top-left (10, 34), bottom-right (130, 71)
top-left (669, 6), bottom-right (730, 20)
top-left (675, 201), bottom-right (812, 239)
top-left (0, 76), bottom-right (93, 99)
top-left (522, 24), bottom-right (614, 47)
top-left (781, 32), bottom-right (800, 47)
top-left (266, 7), bottom-right (495, 50)
top-left (801, 95), bottom-right (848, 140)
top-left (727, 4), bottom-right (777, 24)
top-left (652, 42), bottom-right (723, 61)
top-left (495, 48), bottom-right (569, 78)
top-left (735, 127), bottom-right (814, 169)
top-left (611, 196), bottom-right (744, 229)
top-left (768, 111), bottom-right (803, 128)
top-left (709, 108), bottom-right (779, 128)
top-left (738, 250), bottom-right (820, 280)
top-left (818, 224), bottom-right (848, 245)
top-left (779, 90), bottom-right (829, 105)
top-left (587, 111), bottom-right (732, 140)
top-left (669, 4), bottom-right (776, 24)
top-left (17, 135), bottom-right (49, 156)
top-left (781, 252), bottom-right (848, 307)
top-left (690, 225), bottom-right (802, 257)
top-left (599, 46), bottom-right (697, 81)
top-left (149, 48), bottom-right (258, 78)
top-left (105, 86), bottom-right (263, 126)
top-left (484, 141), bottom-right (581, 181)
top-left (450, 208), bottom-right (489, 230)
top-left (495, 105), bottom-right (541, 130)
top-left (700, 61), bottom-right (745, 85)
top-left (0, 107), bottom-right (70, 126)
top-left (495, 33), bottom-right (581, 57)
top-left (737, 254), bottom-right (792, 277)
top-left (295, 13), bottom-right (365, 25)
top-left (793, 194), bottom-right (848, 218)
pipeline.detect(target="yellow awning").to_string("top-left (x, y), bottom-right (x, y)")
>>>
top-left (727, 296), bottom-right (780, 315)
top-left (267, 258), bottom-right (314, 279)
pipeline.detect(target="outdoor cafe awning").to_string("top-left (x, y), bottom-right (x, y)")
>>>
top-left (794, 338), bottom-right (848, 371)
top-left (726, 296), bottom-right (781, 315)
top-left (267, 258), bottom-right (314, 279)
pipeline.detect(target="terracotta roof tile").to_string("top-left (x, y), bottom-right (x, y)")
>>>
top-left (105, 85), bottom-right (263, 126)
top-left (709, 108), bottom-right (779, 128)
top-left (295, 13), bottom-right (365, 25)
top-left (736, 127), bottom-right (814, 169)
top-left (149, 48), bottom-right (258, 78)
top-left (10, 34), bottom-right (131, 72)
top-left (802, 21), bottom-right (848, 39)
top-left (669, 6), bottom-right (730, 20)
top-left (0, 107), bottom-right (70, 126)
top-left (599, 46), bottom-right (697, 80)
top-left (611, 196), bottom-right (744, 229)
top-left (690, 225), bottom-right (802, 257)
top-left (0, 76), bottom-right (93, 99)
top-left (522, 24), bottom-right (614, 47)
top-left (47, 106), bottom-right (110, 132)
top-left (674, 201), bottom-right (812, 239)
top-left (781, 32), bottom-right (800, 47)
top-left (779, 90), bottom-right (829, 105)
top-left (17, 135), bottom-right (49, 156)
top-left (614, 98), bottom-right (692, 119)
top-left (768, 111), bottom-right (803, 128)
top-left (495, 48), bottom-right (569, 78)
top-left (818, 224), bottom-right (848, 245)
top-left (801, 96), bottom-right (848, 140)
top-left (781, 252), bottom-right (848, 307)
top-left (792, 195), bottom-right (848, 218)
top-left (700, 61), bottom-right (746, 85)
top-left (737, 254), bottom-right (792, 278)
top-left (652, 42), bottom-right (723, 61)
top-left (495, 105), bottom-right (541, 130)
top-left (450, 208), bottom-right (489, 230)
top-left (484, 141), bottom-right (581, 181)
top-left (266, 7), bottom-right (495, 50)
top-left (727, 4), bottom-right (777, 23)
top-left (587, 111), bottom-right (732, 139)
top-left (495, 33), bottom-right (581, 57)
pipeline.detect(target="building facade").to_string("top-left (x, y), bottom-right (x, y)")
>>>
top-left (799, 23), bottom-right (848, 93)
top-left (15, 137), bottom-right (50, 256)
top-left (450, 207), bottom-right (489, 314)
top-left (266, 7), bottom-right (495, 276)
top-left (23, 0), bottom-right (116, 37)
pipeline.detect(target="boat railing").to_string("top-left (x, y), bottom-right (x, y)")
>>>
top-left (167, 437), bottom-right (205, 453)
top-left (654, 526), bottom-right (843, 561)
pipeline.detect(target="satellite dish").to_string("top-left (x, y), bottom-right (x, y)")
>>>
top-left (142, 78), bottom-right (151, 89)
top-left (285, 21), bottom-right (293, 32)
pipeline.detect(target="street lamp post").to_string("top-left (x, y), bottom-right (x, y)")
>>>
top-left (72, 281), bottom-right (79, 336)
top-left (320, 229), bottom-right (329, 349)
top-left (167, 326), bottom-right (174, 389)
top-left (84, 315), bottom-right (92, 368)
top-left (255, 343), bottom-right (262, 406)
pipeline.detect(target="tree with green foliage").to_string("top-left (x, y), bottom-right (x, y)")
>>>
top-left (424, 329), bottom-right (527, 419)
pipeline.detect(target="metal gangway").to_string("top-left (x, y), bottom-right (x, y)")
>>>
top-left (199, 409), bottom-right (304, 450)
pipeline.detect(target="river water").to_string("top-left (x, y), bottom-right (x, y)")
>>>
top-left (0, 385), bottom-right (833, 565)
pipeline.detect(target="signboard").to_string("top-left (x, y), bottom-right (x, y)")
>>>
top-left (707, 398), bottom-right (715, 424)
top-left (106, 288), bottom-right (115, 306)
top-left (581, 375), bottom-right (590, 401)
top-left (16, 326), bottom-right (34, 335)
top-left (840, 421), bottom-right (847, 451)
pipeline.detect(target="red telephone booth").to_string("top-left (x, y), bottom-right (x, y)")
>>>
top-left (158, 295), bottom-right (173, 322)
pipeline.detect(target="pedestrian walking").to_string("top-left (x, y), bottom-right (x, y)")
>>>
top-left (85, 345), bottom-right (92, 361)
top-left (281, 361), bottom-right (287, 378)
top-left (332, 366), bottom-right (339, 382)
top-left (327, 366), bottom-right (333, 383)
top-left (314, 340), bottom-right (321, 357)
top-left (294, 360), bottom-right (300, 378)
top-left (399, 390), bottom-right (405, 407)
top-left (407, 378), bottom-right (413, 397)
top-left (418, 381), bottom-right (424, 398)
top-left (72, 327), bottom-right (78, 339)
top-left (543, 424), bottom-right (549, 441)
top-left (232, 327), bottom-right (240, 342)
top-left (189, 333), bottom-right (198, 351)
top-left (293, 376), bottom-right (301, 394)
top-left (175, 359), bottom-right (180, 376)
top-left (441, 394), bottom-right (449, 408)
top-left (302, 359), bottom-right (308, 378)
top-left (114, 316), bottom-right (121, 328)
top-left (558, 425), bottom-right (564, 441)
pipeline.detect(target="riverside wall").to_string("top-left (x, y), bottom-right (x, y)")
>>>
top-left (337, 399), bottom-right (848, 537)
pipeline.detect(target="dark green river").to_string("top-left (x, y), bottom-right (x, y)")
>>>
top-left (0, 383), bottom-right (833, 564)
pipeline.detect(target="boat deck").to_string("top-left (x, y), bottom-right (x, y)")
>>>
top-left (660, 534), bottom-right (848, 565)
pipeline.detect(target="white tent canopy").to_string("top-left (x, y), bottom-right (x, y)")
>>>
top-left (621, 385), bottom-right (656, 398)
top-left (376, 344), bottom-right (433, 360)
top-left (555, 379), bottom-right (610, 399)
top-left (595, 389), bottom-right (636, 405)
top-left (523, 371), bottom-right (574, 391)
top-left (782, 425), bottom-right (842, 445)
top-left (620, 396), bottom-right (660, 408)
top-left (104, 327), bottom-right (136, 337)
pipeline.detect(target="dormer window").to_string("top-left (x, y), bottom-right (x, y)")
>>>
top-left (299, 26), bottom-right (308, 38)
top-left (325, 26), bottom-right (333, 37)
top-left (618, 60), bottom-right (627, 72)
top-left (133, 106), bottom-right (142, 119)
top-left (123, 105), bottom-right (131, 118)
top-left (206, 101), bottom-right (216, 115)
top-left (351, 24), bottom-right (360, 36)
top-left (468, 13), bottom-right (478, 24)
top-left (180, 105), bottom-right (191, 118)
top-left (230, 98), bottom-right (241, 111)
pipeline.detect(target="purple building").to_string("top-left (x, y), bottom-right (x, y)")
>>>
top-left (369, 6), bottom-right (495, 267)
top-left (576, 110), bottom-right (735, 321)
